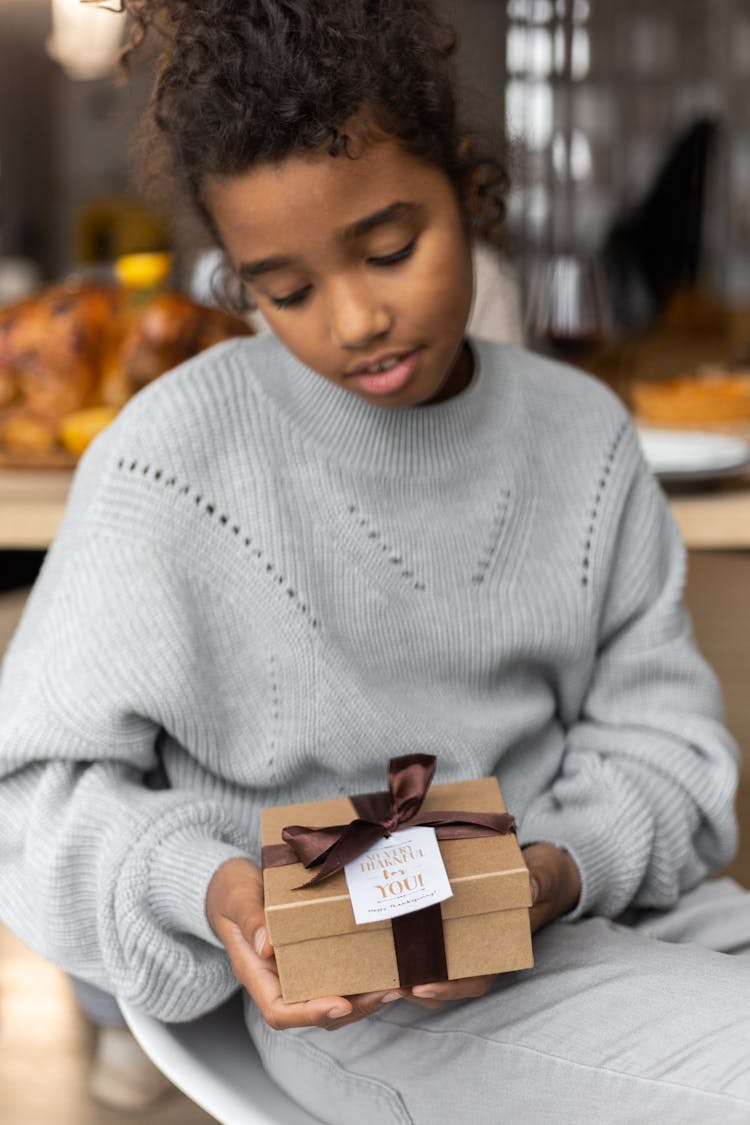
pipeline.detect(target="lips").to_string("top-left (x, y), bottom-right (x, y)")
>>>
top-left (346, 350), bottom-right (419, 396)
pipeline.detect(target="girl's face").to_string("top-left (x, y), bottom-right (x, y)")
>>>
top-left (205, 137), bottom-right (475, 408)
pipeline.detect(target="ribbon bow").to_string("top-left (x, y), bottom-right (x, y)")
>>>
top-left (274, 753), bottom-right (516, 888)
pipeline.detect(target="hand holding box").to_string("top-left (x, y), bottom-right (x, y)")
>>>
top-left (261, 756), bottom-right (534, 1002)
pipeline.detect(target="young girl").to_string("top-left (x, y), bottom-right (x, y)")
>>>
top-left (1, 2), bottom-right (749, 1121)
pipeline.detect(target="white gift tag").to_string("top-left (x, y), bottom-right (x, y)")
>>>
top-left (344, 826), bottom-right (453, 925)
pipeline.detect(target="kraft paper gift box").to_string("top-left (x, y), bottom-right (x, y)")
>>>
top-left (261, 763), bottom-right (534, 1002)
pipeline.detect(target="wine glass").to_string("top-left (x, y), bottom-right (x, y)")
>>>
top-left (524, 254), bottom-right (611, 371)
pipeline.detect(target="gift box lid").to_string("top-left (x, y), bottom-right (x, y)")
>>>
top-left (262, 776), bottom-right (531, 946)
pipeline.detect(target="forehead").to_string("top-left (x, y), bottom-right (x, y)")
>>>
top-left (205, 140), bottom-right (454, 254)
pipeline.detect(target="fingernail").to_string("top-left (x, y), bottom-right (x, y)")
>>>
top-left (411, 987), bottom-right (438, 999)
top-left (381, 991), bottom-right (402, 1004)
top-left (253, 927), bottom-right (267, 957)
top-left (326, 1005), bottom-right (350, 1019)
top-left (530, 877), bottom-right (540, 903)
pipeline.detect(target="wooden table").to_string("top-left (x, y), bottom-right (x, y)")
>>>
top-left (0, 468), bottom-right (73, 551)
top-left (668, 472), bottom-right (750, 550)
top-left (0, 465), bottom-right (749, 552)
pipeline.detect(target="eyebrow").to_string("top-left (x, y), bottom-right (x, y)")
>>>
top-left (238, 201), bottom-right (422, 281)
top-left (340, 200), bottom-right (421, 241)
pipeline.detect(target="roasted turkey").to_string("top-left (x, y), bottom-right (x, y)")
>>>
top-left (0, 281), bottom-right (252, 459)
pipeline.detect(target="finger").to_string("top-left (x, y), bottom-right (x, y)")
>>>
top-left (351, 987), bottom-right (405, 1012)
top-left (529, 900), bottom-right (552, 934)
top-left (410, 974), bottom-right (494, 1004)
top-left (403, 994), bottom-right (447, 1009)
top-left (222, 914), bottom-right (274, 959)
top-left (523, 846), bottom-right (553, 902)
top-left (210, 862), bottom-right (273, 959)
top-left (225, 899), bottom-right (272, 957)
top-left (523, 849), bottom-right (554, 934)
top-left (254, 964), bottom-right (354, 1030)
top-left (221, 921), bottom-right (353, 1031)
top-left (254, 969), bottom-right (353, 1032)
top-left (250, 923), bottom-right (274, 959)
top-left (529, 874), bottom-right (556, 932)
top-left (319, 988), bottom-right (405, 1031)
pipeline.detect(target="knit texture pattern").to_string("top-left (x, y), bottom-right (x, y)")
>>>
top-left (0, 334), bottom-right (738, 1020)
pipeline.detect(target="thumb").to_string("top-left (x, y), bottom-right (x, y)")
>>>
top-left (230, 886), bottom-right (273, 959)
top-left (252, 922), bottom-right (273, 958)
top-left (235, 884), bottom-right (274, 960)
top-left (208, 857), bottom-right (272, 956)
top-left (221, 895), bottom-right (275, 968)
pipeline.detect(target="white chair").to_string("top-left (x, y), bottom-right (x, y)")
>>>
top-left (119, 992), bottom-right (322, 1125)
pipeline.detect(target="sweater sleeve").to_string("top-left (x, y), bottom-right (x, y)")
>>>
top-left (0, 500), bottom-right (254, 1021)
top-left (519, 429), bottom-right (739, 919)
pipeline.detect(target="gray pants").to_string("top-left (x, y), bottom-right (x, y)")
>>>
top-left (247, 878), bottom-right (750, 1125)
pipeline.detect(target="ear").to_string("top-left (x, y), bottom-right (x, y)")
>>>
top-left (456, 135), bottom-right (483, 220)
top-left (457, 134), bottom-right (475, 163)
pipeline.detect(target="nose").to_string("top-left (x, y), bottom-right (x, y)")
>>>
top-left (328, 275), bottom-right (392, 349)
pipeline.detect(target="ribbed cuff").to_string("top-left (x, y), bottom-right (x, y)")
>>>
top-left (148, 835), bottom-right (253, 947)
top-left (518, 816), bottom-right (631, 921)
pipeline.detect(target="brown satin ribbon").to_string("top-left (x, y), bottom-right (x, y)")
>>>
top-left (262, 754), bottom-right (516, 988)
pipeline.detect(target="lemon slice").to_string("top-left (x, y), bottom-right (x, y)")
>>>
top-left (58, 406), bottom-right (119, 456)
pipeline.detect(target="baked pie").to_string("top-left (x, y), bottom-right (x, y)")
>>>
top-left (632, 368), bottom-right (750, 427)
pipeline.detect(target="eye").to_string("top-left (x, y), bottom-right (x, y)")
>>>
top-left (368, 239), bottom-right (417, 267)
top-left (269, 286), bottom-right (312, 310)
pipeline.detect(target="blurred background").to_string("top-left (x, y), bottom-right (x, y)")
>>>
top-left (5, 0), bottom-right (750, 401)
top-left (2, 1), bottom-right (750, 307)
top-left (0, 2), bottom-right (749, 1122)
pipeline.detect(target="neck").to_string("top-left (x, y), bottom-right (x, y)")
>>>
top-left (248, 334), bottom-right (515, 477)
top-left (424, 339), bottom-right (474, 405)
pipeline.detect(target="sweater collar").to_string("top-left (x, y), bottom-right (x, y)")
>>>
top-left (249, 335), bottom-right (513, 477)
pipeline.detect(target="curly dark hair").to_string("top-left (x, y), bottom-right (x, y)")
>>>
top-left (122, 0), bottom-right (507, 256)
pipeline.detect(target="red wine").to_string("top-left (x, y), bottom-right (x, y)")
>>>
top-left (536, 331), bottom-right (606, 368)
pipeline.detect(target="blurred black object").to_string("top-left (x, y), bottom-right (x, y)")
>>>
top-left (603, 118), bottom-right (719, 333)
top-left (0, 550), bottom-right (45, 593)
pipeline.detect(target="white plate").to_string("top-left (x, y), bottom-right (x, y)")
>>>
top-left (637, 428), bottom-right (750, 482)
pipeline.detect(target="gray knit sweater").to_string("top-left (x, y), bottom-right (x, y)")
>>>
top-left (0, 334), bottom-right (738, 1020)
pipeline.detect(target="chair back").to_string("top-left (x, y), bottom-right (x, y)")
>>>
top-left (120, 993), bottom-right (322, 1125)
